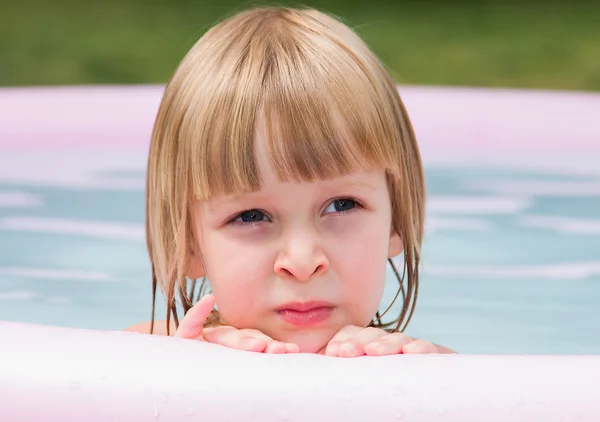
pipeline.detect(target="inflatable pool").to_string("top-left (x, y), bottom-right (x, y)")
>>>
top-left (1, 85), bottom-right (599, 420)
top-left (1, 320), bottom-right (599, 421)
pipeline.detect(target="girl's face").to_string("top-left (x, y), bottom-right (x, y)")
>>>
top-left (189, 137), bottom-right (402, 353)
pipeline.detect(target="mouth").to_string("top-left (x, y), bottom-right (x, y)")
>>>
top-left (275, 301), bottom-right (335, 327)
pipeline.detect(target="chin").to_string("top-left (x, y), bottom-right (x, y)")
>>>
top-left (278, 329), bottom-right (333, 354)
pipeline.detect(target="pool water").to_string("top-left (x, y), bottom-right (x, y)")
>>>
top-left (0, 148), bottom-right (599, 354)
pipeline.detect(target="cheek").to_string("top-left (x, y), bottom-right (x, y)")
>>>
top-left (334, 218), bottom-right (389, 321)
top-left (199, 232), bottom-right (273, 323)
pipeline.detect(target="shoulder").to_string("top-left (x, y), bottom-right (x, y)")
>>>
top-left (123, 320), bottom-right (176, 336)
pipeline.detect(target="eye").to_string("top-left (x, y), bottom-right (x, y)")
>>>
top-left (233, 209), bottom-right (269, 224)
top-left (323, 198), bottom-right (358, 214)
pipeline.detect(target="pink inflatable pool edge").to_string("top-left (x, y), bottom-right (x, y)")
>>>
top-left (0, 85), bottom-right (599, 420)
top-left (1, 84), bottom-right (600, 156)
top-left (0, 320), bottom-right (599, 422)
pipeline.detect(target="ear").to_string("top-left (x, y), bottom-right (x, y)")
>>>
top-left (388, 230), bottom-right (403, 258)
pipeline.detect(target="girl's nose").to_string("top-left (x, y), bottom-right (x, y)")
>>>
top-left (273, 232), bottom-right (329, 282)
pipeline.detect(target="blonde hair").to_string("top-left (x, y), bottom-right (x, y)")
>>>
top-left (146, 6), bottom-right (425, 335)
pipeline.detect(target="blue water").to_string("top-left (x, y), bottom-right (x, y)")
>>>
top-left (0, 149), bottom-right (598, 354)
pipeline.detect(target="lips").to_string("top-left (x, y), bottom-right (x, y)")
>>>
top-left (276, 301), bottom-right (335, 327)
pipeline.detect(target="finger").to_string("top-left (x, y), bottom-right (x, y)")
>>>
top-left (284, 343), bottom-right (300, 354)
top-left (265, 340), bottom-right (287, 354)
top-left (327, 327), bottom-right (387, 357)
top-left (338, 327), bottom-right (387, 357)
top-left (203, 327), bottom-right (268, 352)
top-left (364, 332), bottom-right (413, 356)
top-left (402, 339), bottom-right (439, 354)
top-left (327, 325), bottom-right (364, 344)
top-left (175, 294), bottom-right (216, 340)
top-left (237, 332), bottom-right (298, 354)
top-left (324, 325), bottom-right (363, 356)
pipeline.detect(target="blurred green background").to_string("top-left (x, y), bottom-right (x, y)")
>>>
top-left (1, 0), bottom-right (599, 90)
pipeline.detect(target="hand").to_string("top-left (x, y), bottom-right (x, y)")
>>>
top-left (175, 294), bottom-right (299, 354)
top-left (324, 325), bottom-right (449, 357)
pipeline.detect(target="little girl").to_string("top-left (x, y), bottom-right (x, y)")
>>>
top-left (126, 6), bottom-right (454, 356)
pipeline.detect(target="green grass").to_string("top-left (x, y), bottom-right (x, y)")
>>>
top-left (1, 0), bottom-right (599, 90)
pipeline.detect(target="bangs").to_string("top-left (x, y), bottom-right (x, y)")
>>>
top-left (183, 9), bottom-right (403, 201)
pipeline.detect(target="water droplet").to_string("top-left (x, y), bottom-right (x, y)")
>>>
top-left (535, 398), bottom-right (547, 405)
top-left (69, 381), bottom-right (81, 390)
top-left (437, 407), bottom-right (447, 416)
top-left (279, 410), bottom-right (290, 421)
top-left (160, 393), bottom-right (169, 403)
top-left (413, 403), bottom-right (422, 413)
top-left (516, 395), bottom-right (525, 406)
top-left (153, 404), bottom-right (160, 418)
top-left (453, 406), bottom-right (462, 412)
top-left (250, 412), bottom-right (257, 419)
top-left (186, 407), bottom-right (195, 416)
top-left (99, 395), bottom-right (104, 401)
top-left (394, 410), bottom-right (405, 419)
